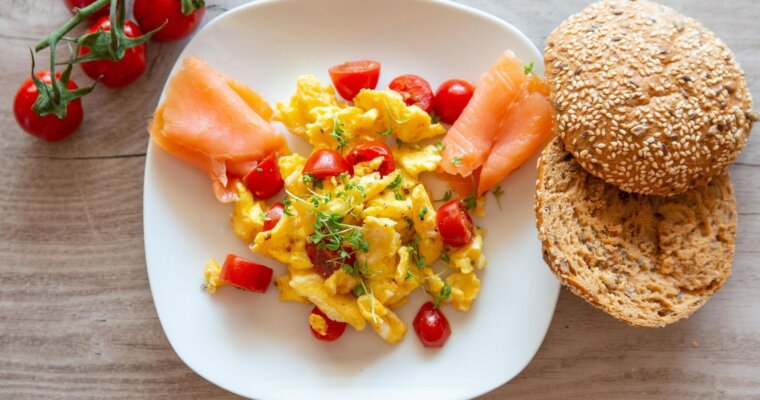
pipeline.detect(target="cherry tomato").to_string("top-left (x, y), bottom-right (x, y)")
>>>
top-left (63, 0), bottom-right (109, 20)
top-left (220, 254), bottom-right (273, 293)
top-left (306, 242), bottom-right (354, 279)
top-left (389, 74), bottom-right (434, 113)
top-left (243, 153), bottom-right (283, 200)
top-left (14, 71), bottom-right (83, 142)
top-left (328, 60), bottom-right (381, 101)
top-left (413, 301), bottom-right (451, 348)
top-left (133, 0), bottom-right (206, 43)
top-left (79, 17), bottom-right (147, 88)
top-left (309, 306), bottom-right (347, 342)
top-left (345, 141), bottom-right (395, 176)
top-left (436, 199), bottom-right (474, 247)
top-left (263, 202), bottom-right (284, 231)
top-left (303, 149), bottom-right (350, 180)
top-left (433, 79), bottom-right (475, 124)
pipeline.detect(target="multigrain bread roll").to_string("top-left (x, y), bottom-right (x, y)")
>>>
top-left (544, 0), bottom-right (757, 196)
top-left (535, 138), bottom-right (736, 326)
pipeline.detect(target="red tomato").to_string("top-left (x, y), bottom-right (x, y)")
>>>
top-left (345, 141), bottom-right (395, 176)
top-left (306, 242), bottom-right (354, 279)
top-left (328, 60), bottom-right (381, 101)
top-left (133, 0), bottom-right (206, 42)
top-left (220, 254), bottom-right (273, 293)
top-left (389, 74), bottom-right (434, 113)
top-left (309, 306), bottom-right (347, 342)
top-left (433, 79), bottom-right (475, 124)
top-left (263, 202), bottom-right (284, 231)
top-left (79, 17), bottom-right (147, 88)
top-left (303, 149), bottom-right (350, 179)
top-left (63, 0), bottom-right (109, 20)
top-left (243, 153), bottom-right (284, 199)
top-left (436, 199), bottom-right (474, 247)
top-left (413, 301), bottom-right (451, 348)
top-left (13, 71), bottom-right (83, 142)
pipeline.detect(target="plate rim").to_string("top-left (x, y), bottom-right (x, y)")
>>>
top-left (143, 0), bottom-right (560, 398)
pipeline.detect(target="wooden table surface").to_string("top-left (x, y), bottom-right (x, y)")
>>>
top-left (1, 0), bottom-right (758, 398)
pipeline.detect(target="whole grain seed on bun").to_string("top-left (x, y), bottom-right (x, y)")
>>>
top-left (535, 138), bottom-right (736, 327)
top-left (544, 0), bottom-right (757, 196)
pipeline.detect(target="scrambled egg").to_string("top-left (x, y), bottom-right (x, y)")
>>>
top-left (211, 75), bottom-right (490, 344)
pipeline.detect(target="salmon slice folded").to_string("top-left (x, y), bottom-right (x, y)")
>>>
top-left (441, 50), bottom-right (528, 177)
top-left (440, 50), bottom-right (554, 194)
top-left (149, 56), bottom-right (286, 202)
top-left (478, 91), bottom-right (553, 194)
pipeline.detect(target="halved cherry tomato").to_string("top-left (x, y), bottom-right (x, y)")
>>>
top-left (63, 0), bottom-right (109, 20)
top-left (303, 149), bottom-right (349, 180)
top-left (433, 79), bottom-right (475, 124)
top-left (79, 17), bottom-right (147, 88)
top-left (14, 71), bottom-right (84, 142)
top-left (309, 306), bottom-right (347, 342)
top-left (328, 60), bottom-right (381, 101)
top-left (306, 242), bottom-right (354, 279)
top-left (220, 254), bottom-right (273, 293)
top-left (413, 301), bottom-right (451, 348)
top-left (133, 0), bottom-right (206, 42)
top-left (436, 199), bottom-right (474, 247)
top-left (263, 202), bottom-right (284, 231)
top-left (345, 140), bottom-right (395, 176)
top-left (243, 153), bottom-right (283, 199)
top-left (389, 74), bottom-right (434, 113)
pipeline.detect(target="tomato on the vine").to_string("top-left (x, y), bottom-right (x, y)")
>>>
top-left (433, 79), bottom-right (475, 124)
top-left (328, 60), bottom-right (381, 101)
top-left (62, 0), bottom-right (109, 20)
top-left (14, 71), bottom-right (84, 142)
top-left (389, 74), bottom-right (434, 113)
top-left (79, 17), bottom-right (147, 88)
top-left (133, 0), bottom-right (206, 42)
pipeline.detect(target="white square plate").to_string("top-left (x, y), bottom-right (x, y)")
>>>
top-left (143, 0), bottom-right (560, 398)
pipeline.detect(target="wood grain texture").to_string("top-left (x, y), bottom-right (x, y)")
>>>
top-left (0, 0), bottom-right (758, 398)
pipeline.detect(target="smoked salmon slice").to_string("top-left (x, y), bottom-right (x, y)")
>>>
top-left (149, 56), bottom-right (286, 202)
top-left (477, 91), bottom-right (553, 194)
top-left (441, 50), bottom-right (528, 176)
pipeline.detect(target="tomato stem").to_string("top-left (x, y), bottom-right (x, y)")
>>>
top-left (35, 0), bottom-right (112, 52)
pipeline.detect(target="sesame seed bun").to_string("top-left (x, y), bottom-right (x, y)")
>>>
top-left (544, 0), bottom-right (756, 196)
top-left (535, 138), bottom-right (736, 327)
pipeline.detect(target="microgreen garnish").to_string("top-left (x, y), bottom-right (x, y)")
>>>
top-left (282, 198), bottom-right (294, 216)
top-left (434, 283), bottom-right (452, 308)
top-left (418, 207), bottom-right (428, 221)
top-left (394, 191), bottom-right (403, 200)
top-left (451, 157), bottom-right (462, 167)
top-left (430, 112), bottom-right (441, 124)
top-left (380, 127), bottom-right (393, 136)
top-left (440, 252), bottom-right (450, 263)
top-left (352, 284), bottom-right (366, 297)
top-left (434, 140), bottom-right (446, 153)
top-left (256, 167), bottom-right (263, 173)
top-left (434, 190), bottom-right (453, 203)
top-left (405, 270), bottom-right (415, 281)
top-left (492, 185), bottom-right (504, 210)
top-left (463, 194), bottom-right (477, 211)
top-left (524, 61), bottom-right (535, 75)
top-left (302, 173), bottom-right (324, 189)
top-left (388, 175), bottom-right (403, 190)
top-left (330, 115), bottom-right (348, 152)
